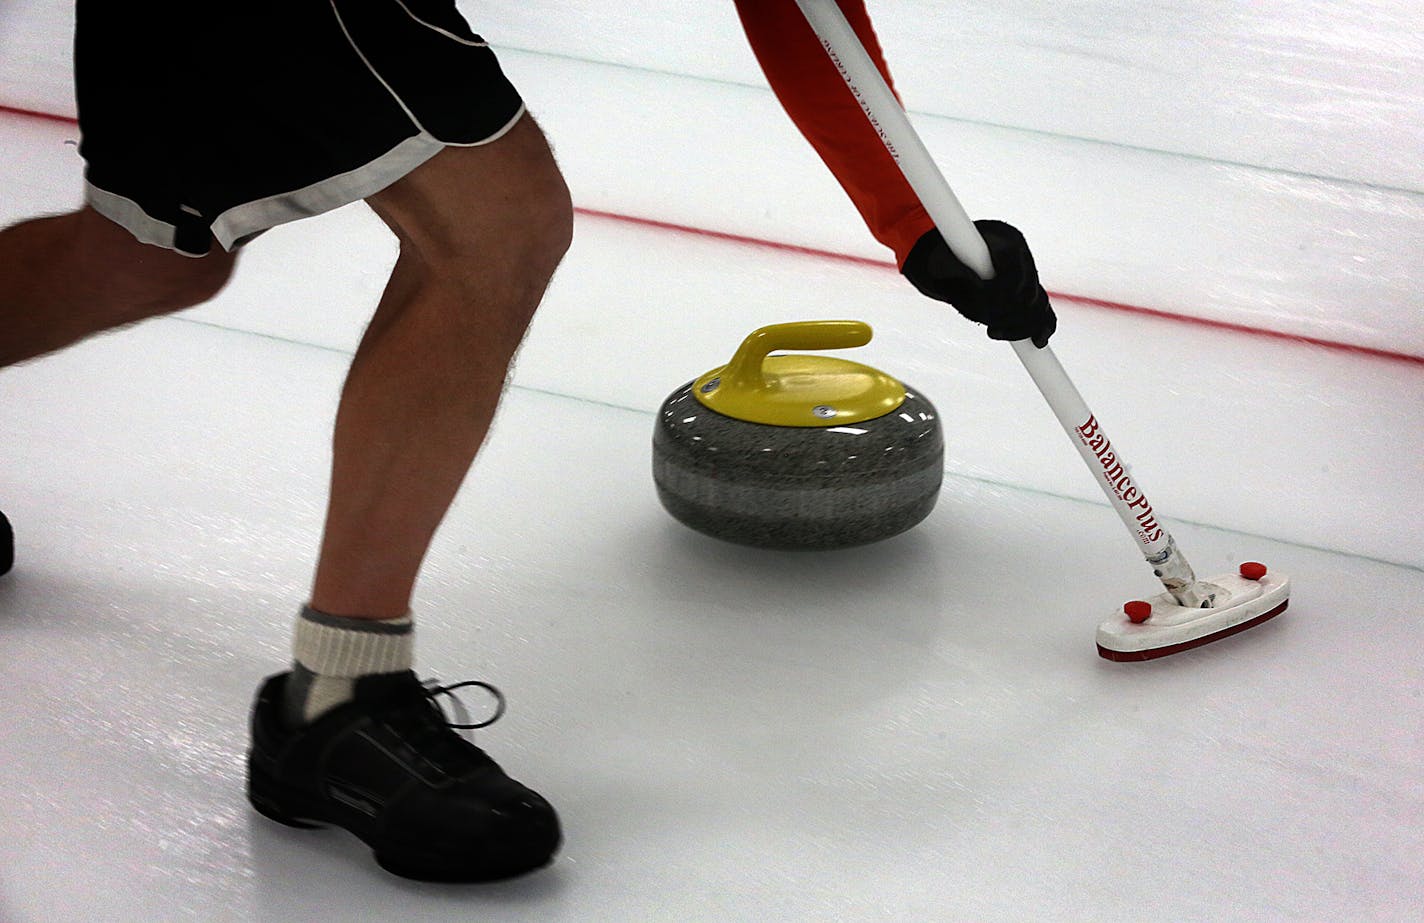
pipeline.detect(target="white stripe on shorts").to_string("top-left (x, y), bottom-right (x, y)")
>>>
top-left (84, 182), bottom-right (205, 258)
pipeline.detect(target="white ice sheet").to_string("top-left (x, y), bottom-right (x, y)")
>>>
top-left (2, 315), bottom-right (1420, 921)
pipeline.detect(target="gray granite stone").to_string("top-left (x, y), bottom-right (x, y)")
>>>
top-left (653, 383), bottom-right (944, 549)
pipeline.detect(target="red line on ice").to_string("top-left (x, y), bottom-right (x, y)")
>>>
top-left (4, 104), bottom-right (1420, 368)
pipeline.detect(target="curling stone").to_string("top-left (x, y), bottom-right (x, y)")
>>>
top-left (653, 321), bottom-right (943, 550)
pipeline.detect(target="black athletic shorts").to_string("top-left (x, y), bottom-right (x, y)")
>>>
top-left (75, 1), bottom-right (525, 257)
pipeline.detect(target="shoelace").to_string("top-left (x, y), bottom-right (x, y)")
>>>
top-left (367, 677), bottom-right (508, 772)
top-left (421, 678), bottom-right (507, 733)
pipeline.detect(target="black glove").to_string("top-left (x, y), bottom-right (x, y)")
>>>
top-left (900, 219), bottom-right (1056, 348)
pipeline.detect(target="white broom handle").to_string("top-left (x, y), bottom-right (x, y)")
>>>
top-left (793, 0), bottom-right (1205, 604)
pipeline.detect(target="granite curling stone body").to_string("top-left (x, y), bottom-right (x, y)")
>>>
top-left (653, 321), bottom-right (944, 550)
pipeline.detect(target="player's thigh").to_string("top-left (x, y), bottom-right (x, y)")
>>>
top-left (70, 207), bottom-right (237, 312)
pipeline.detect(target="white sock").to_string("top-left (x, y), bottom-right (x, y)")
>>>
top-left (283, 605), bottom-right (414, 726)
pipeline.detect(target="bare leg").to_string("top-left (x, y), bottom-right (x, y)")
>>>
top-left (308, 115), bottom-right (573, 619)
top-left (0, 207), bottom-right (236, 368)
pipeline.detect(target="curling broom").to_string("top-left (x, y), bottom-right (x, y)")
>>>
top-left (793, 0), bottom-right (1291, 660)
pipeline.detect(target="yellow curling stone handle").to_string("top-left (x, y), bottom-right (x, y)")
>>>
top-left (692, 321), bottom-right (907, 427)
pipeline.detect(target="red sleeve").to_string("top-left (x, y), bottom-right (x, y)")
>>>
top-left (733, 0), bottom-right (934, 268)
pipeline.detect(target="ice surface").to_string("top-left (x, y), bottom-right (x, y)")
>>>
top-left (2, 2), bottom-right (1423, 920)
top-left (4, 317), bottom-right (1422, 921)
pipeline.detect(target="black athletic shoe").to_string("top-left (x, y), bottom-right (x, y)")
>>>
top-left (0, 510), bottom-right (12, 576)
top-left (246, 670), bottom-right (561, 882)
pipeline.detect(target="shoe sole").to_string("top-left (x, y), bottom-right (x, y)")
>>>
top-left (246, 755), bottom-right (559, 883)
top-left (1, 510), bottom-right (13, 576)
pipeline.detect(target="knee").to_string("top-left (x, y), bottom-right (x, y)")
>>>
top-left (503, 178), bottom-right (573, 304)
top-left (370, 118), bottom-right (575, 320)
top-left (419, 166), bottom-right (573, 309)
top-left (463, 172), bottom-right (572, 300)
top-left (526, 178), bottom-right (575, 278)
